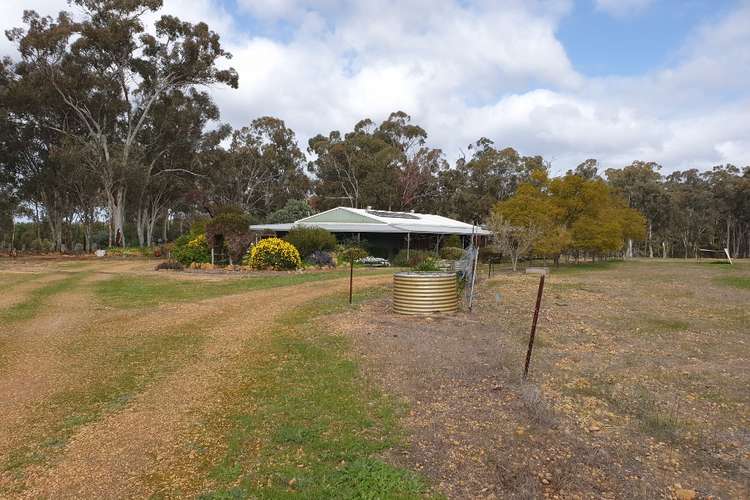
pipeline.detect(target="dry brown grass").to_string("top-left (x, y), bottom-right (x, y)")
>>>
top-left (337, 258), bottom-right (750, 499)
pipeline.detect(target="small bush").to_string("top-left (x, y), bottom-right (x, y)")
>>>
top-left (243, 238), bottom-right (302, 270)
top-left (392, 249), bottom-right (432, 267)
top-left (306, 250), bottom-right (336, 268)
top-left (413, 257), bottom-right (441, 272)
top-left (440, 246), bottom-right (465, 260)
top-left (479, 245), bottom-right (503, 263)
top-left (336, 244), bottom-right (368, 265)
top-left (205, 208), bottom-right (254, 263)
top-left (172, 233), bottom-right (211, 265)
top-left (155, 260), bottom-right (184, 271)
top-left (285, 227), bottom-right (337, 258)
top-left (443, 234), bottom-right (462, 248)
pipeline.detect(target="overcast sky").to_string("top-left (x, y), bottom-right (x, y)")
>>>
top-left (2, 0), bottom-right (749, 174)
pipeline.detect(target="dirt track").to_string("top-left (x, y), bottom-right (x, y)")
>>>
top-left (0, 258), bottom-right (391, 497)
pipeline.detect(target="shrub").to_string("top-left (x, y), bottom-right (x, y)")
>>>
top-left (336, 244), bottom-right (368, 265)
top-left (413, 257), bottom-right (441, 272)
top-left (205, 208), bottom-right (254, 263)
top-left (155, 260), bottom-right (184, 271)
top-left (444, 234), bottom-right (462, 248)
top-left (285, 227), bottom-right (337, 258)
top-left (243, 238), bottom-right (302, 270)
top-left (392, 249), bottom-right (433, 267)
top-left (479, 245), bottom-right (503, 263)
top-left (172, 233), bottom-right (211, 265)
top-left (306, 250), bottom-right (336, 268)
top-left (440, 246), bottom-right (465, 260)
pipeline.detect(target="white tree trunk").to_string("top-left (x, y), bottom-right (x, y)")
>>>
top-left (109, 189), bottom-right (126, 247)
top-left (648, 222), bottom-right (654, 258)
top-left (162, 208), bottom-right (169, 243)
top-left (136, 208), bottom-right (146, 247)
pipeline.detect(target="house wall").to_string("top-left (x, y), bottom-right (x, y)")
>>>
top-left (266, 230), bottom-right (475, 259)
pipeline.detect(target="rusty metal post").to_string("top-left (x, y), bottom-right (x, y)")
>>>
top-left (523, 274), bottom-right (545, 379)
top-left (349, 259), bottom-right (354, 304)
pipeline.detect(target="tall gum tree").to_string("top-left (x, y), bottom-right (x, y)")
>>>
top-left (6, 0), bottom-right (238, 246)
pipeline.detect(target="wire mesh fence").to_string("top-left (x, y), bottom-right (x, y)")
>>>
top-left (456, 245), bottom-right (479, 306)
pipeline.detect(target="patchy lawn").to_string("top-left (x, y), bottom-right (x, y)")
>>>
top-left (335, 259), bottom-right (750, 499)
top-left (95, 266), bottom-right (397, 308)
top-left (193, 287), bottom-right (428, 499)
top-left (0, 258), bottom-right (423, 498)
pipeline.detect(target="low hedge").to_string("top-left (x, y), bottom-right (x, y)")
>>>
top-left (440, 246), bottom-right (465, 260)
top-left (392, 249), bottom-right (433, 267)
top-left (244, 238), bottom-right (302, 270)
top-left (172, 233), bottom-right (211, 265)
top-left (285, 227), bottom-right (337, 258)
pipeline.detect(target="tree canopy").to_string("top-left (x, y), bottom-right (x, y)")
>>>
top-left (1, 2), bottom-right (748, 259)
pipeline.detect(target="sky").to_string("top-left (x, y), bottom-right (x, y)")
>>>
top-left (2, 0), bottom-right (749, 174)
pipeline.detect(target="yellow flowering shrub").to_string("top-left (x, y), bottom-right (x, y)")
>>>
top-left (172, 232), bottom-right (210, 265)
top-left (243, 237), bottom-right (302, 270)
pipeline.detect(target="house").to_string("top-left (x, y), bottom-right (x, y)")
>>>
top-left (250, 206), bottom-right (490, 258)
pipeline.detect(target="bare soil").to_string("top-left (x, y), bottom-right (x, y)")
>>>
top-left (335, 259), bottom-right (749, 499)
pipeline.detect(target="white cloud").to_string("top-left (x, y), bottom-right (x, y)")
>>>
top-left (2, 0), bottom-right (749, 173)
top-left (0, 0), bottom-right (65, 58)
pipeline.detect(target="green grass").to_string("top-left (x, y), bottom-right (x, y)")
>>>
top-left (0, 272), bottom-right (43, 290)
top-left (198, 287), bottom-right (429, 499)
top-left (715, 275), bottom-right (750, 289)
top-left (95, 269), bottom-right (396, 309)
top-left (551, 260), bottom-right (624, 274)
top-left (644, 317), bottom-right (690, 332)
top-left (2, 329), bottom-right (203, 490)
top-left (0, 272), bottom-right (86, 322)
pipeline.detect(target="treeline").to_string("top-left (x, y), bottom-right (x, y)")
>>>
top-left (490, 170), bottom-right (647, 269)
top-left (1, 0), bottom-right (748, 257)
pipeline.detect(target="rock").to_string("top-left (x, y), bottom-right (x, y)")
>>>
top-left (675, 488), bottom-right (697, 500)
top-left (588, 424), bottom-right (601, 432)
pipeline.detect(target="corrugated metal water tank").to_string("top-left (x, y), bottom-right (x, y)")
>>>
top-left (393, 272), bottom-right (458, 315)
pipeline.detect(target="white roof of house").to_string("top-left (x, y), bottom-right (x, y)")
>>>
top-left (250, 206), bottom-right (491, 235)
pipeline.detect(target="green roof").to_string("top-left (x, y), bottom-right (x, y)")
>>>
top-left (299, 208), bottom-right (385, 224)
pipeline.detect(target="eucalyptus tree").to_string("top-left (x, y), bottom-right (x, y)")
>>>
top-left (308, 119), bottom-right (398, 211)
top-left (606, 161), bottom-right (670, 257)
top-left (703, 165), bottom-right (750, 257)
top-left (204, 116), bottom-right (309, 217)
top-left (308, 112), bottom-right (446, 212)
top-left (6, 0), bottom-right (238, 246)
top-left (133, 88), bottom-right (221, 246)
top-left (439, 139), bottom-right (544, 222)
top-left (375, 111), bottom-right (447, 212)
top-left (0, 58), bottom-right (19, 248)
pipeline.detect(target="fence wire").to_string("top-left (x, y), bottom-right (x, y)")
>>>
top-left (456, 245), bottom-right (478, 305)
